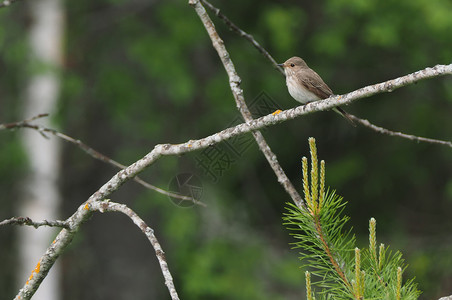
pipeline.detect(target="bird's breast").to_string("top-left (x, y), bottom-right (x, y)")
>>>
top-left (286, 76), bottom-right (320, 104)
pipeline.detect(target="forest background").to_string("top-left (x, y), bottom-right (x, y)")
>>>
top-left (1, 0), bottom-right (452, 299)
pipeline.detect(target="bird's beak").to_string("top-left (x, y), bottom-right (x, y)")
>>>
top-left (277, 63), bottom-right (284, 67)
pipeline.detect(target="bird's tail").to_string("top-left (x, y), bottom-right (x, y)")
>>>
top-left (333, 107), bottom-right (356, 127)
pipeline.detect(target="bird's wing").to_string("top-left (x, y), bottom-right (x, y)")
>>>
top-left (300, 70), bottom-right (333, 99)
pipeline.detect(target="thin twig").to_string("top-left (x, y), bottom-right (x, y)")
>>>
top-left (201, 0), bottom-right (452, 149)
top-left (0, 217), bottom-right (69, 229)
top-left (314, 215), bottom-right (352, 292)
top-left (0, 113), bottom-right (49, 130)
top-left (349, 115), bottom-right (452, 148)
top-left (89, 200), bottom-right (180, 300)
top-left (200, 0), bottom-right (284, 75)
top-left (1, 117), bottom-right (205, 206)
top-left (189, 0), bottom-right (305, 209)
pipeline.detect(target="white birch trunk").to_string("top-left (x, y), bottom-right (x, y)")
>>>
top-left (17, 0), bottom-right (64, 299)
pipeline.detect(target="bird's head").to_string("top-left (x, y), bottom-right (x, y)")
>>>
top-left (277, 56), bottom-right (309, 76)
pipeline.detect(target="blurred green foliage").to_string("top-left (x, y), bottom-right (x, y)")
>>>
top-left (1, 0), bottom-right (452, 299)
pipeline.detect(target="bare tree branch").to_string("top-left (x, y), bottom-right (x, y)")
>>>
top-left (89, 200), bottom-right (180, 300)
top-left (348, 115), bottom-right (452, 148)
top-left (201, 0), bottom-right (452, 149)
top-left (0, 217), bottom-right (69, 229)
top-left (1, 116), bottom-right (204, 206)
top-left (200, 0), bottom-right (284, 76)
top-left (189, 0), bottom-right (305, 209)
top-left (0, 113), bottom-right (49, 130)
top-left (12, 60), bottom-right (452, 299)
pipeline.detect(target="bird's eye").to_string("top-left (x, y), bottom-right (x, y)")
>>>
top-left (290, 63), bottom-right (295, 67)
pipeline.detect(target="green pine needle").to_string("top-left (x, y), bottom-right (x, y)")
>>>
top-left (283, 138), bottom-right (421, 299)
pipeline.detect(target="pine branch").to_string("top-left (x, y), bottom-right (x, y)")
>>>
top-left (284, 138), bottom-right (421, 299)
top-left (314, 212), bottom-right (352, 292)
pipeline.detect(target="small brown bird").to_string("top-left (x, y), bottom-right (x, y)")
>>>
top-left (278, 56), bottom-right (355, 125)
